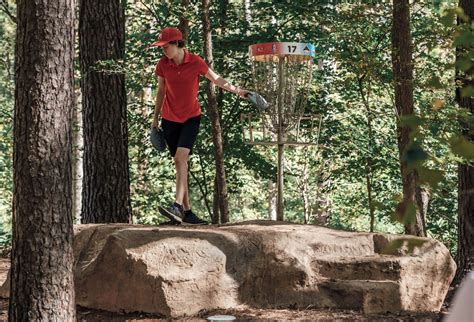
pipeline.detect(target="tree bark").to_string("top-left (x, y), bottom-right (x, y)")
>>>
top-left (212, 176), bottom-right (220, 224)
top-left (202, 0), bottom-right (230, 223)
top-left (9, 0), bottom-right (75, 319)
top-left (268, 180), bottom-right (277, 220)
top-left (358, 76), bottom-right (375, 232)
top-left (178, 0), bottom-right (190, 43)
top-left (80, 0), bottom-right (131, 223)
top-left (456, 0), bottom-right (474, 282)
top-left (73, 90), bottom-right (84, 223)
top-left (391, 0), bottom-right (426, 236)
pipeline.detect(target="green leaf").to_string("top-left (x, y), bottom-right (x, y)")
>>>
top-left (449, 136), bottom-right (474, 161)
top-left (372, 200), bottom-right (385, 211)
top-left (455, 7), bottom-right (470, 22)
top-left (417, 166), bottom-right (444, 188)
top-left (403, 141), bottom-right (428, 165)
top-left (381, 239), bottom-right (405, 255)
top-left (425, 76), bottom-right (444, 89)
top-left (406, 238), bottom-right (428, 253)
top-left (454, 30), bottom-right (474, 48)
top-left (440, 11), bottom-right (455, 27)
top-left (399, 115), bottom-right (423, 128)
top-left (456, 56), bottom-right (473, 72)
top-left (393, 200), bottom-right (417, 225)
top-left (460, 85), bottom-right (474, 98)
top-left (381, 238), bottom-right (427, 255)
top-left (429, 121), bottom-right (441, 136)
top-left (403, 202), bottom-right (417, 225)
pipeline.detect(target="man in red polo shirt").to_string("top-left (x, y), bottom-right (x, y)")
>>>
top-left (151, 27), bottom-right (248, 225)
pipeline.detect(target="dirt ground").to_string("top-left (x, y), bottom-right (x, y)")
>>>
top-left (0, 258), bottom-right (448, 321)
top-left (75, 306), bottom-right (444, 321)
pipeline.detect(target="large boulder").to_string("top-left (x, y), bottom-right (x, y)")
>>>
top-left (0, 221), bottom-right (455, 317)
top-left (71, 221), bottom-right (455, 317)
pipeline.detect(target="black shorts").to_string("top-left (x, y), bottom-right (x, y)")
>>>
top-left (161, 115), bottom-right (201, 157)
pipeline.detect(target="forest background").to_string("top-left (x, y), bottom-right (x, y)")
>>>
top-left (0, 0), bottom-right (472, 260)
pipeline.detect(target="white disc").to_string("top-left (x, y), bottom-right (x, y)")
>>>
top-left (207, 315), bottom-right (237, 321)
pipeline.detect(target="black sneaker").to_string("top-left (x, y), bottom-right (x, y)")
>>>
top-left (182, 210), bottom-right (209, 225)
top-left (158, 202), bottom-right (184, 223)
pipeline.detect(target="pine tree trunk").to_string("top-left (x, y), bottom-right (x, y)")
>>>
top-left (202, 0), bottom-right (230, 223)
top-left (391, 0), bottom-right (426, 236)
top-left (79, 0), bottom-right (131, 223)
top-left (456, 0), bottom-right (474, 282)
top-left (10, 0), bottom-right (76, 319)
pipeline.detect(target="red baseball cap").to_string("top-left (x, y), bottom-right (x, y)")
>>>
top-left (150, 27), bottom-right (183, 47)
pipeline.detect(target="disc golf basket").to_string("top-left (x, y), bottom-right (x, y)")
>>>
top-left (242, 42), bottom-right (321, 221)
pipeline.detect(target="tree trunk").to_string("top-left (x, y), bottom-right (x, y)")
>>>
top-left (299, 149), bottom-right (311, 224)
top-left (202, 0), bottom-right (230, 223)
top-left (243, 0), bottom-right (251, 29)
top-left (391, 0), bottom-right (426, 236)
top-left (212, 176), bottom-right (220, 224)
top-left (80, 0), bottom-right (131, 223)
top-left (9, 0), bottom-right (75, 319)
top-left (178, 0), bottom-right (190, 43)
top-left (456, 0), bottom-right (474, 282)
top-left (358, 76), bottom-right (375, 232)
top-left (268, 180), bottom-right (277, 220)
top-left (73, 90), bottom-right (84, 223)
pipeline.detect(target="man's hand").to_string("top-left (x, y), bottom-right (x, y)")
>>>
top-left (152, 116), bottom-right (160, 129)
top-left (236, 88), bottom-right (251, 98)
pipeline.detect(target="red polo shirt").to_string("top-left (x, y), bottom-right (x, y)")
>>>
top-left (155, 51), bottom-right (209, 123)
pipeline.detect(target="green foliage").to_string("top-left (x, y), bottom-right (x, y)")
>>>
top-left (0, 0), bottom-right (468, 257)
top-left (0, 2), bottom-right (14, 248)
top-left (382, 237), bottom-right (428, 255)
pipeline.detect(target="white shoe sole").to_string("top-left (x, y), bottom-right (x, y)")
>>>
top-left (158, 206), bottom-right (183, 223)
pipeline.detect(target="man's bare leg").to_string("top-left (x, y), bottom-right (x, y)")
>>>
top-left (174, 147), bottom-right (190, 207)
top-left (183, 180), bottom-right (191, 211)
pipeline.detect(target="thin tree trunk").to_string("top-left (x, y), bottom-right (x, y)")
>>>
top-left (212, 176), bottom-right (220, 224)
top-left (358, 76), bottom-right (375, 232)
top-left (366, 170), bottom-right (375, 232)
top-left (219, 0), bottom-right (229, 39)
top-left (10, 0), bottom-right (75, 319)
top-left (243, 0), bottom-right (251, 26)
top-left (189, 169), bottom-right (213, 219)
top-left (202, 0), bottom-right (230, 223)
top-left (302, 176), bottom-right (310, 224)
top-left (456, 0), bottom-right (474, 283)
top-left (391, 0), bottom-right (426, 236)
top-left (73, 90), bottom-right (83, 223)
top-left (80, 0), bottom-right (131, 223)
top-left (299, 148), bottom-right (311, 224)
top-left (268, 180), bottom-right (277, 220)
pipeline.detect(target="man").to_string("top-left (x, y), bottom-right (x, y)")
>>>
top-left (151, 27), bottom-right (248, 225)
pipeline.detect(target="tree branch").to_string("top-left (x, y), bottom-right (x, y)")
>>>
top-left (1, 0), bottom-right (16, 24)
